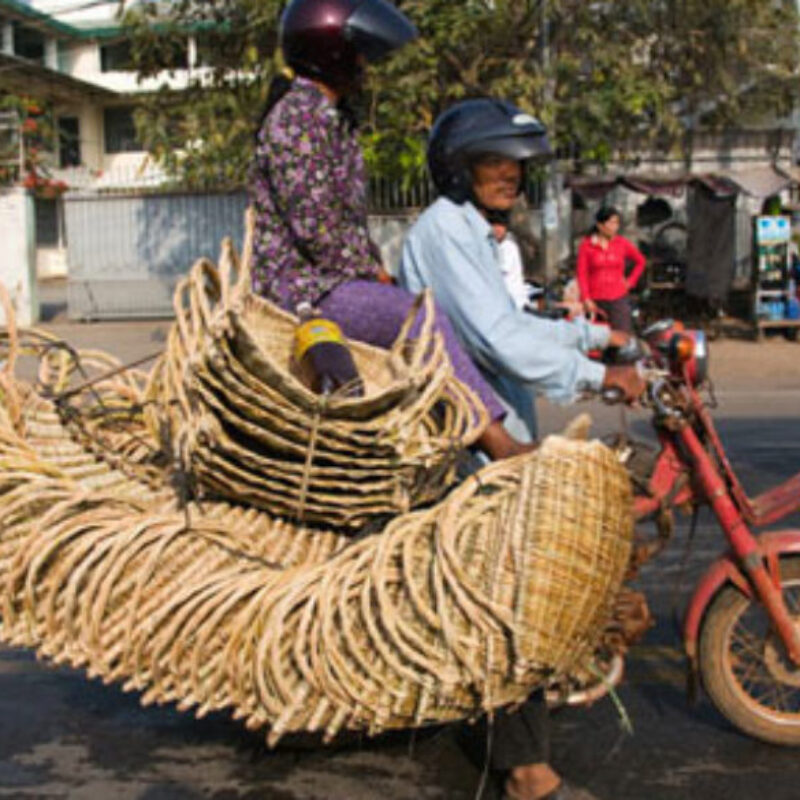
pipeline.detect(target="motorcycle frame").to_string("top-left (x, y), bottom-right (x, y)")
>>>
top-left (633, 377), bottom-right (800, 680)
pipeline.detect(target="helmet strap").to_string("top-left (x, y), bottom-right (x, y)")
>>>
top-left (482, 206), bottom-right (512, 226)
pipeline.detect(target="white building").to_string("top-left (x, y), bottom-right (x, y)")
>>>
top-left (0, 0), bottom-right (215, 279)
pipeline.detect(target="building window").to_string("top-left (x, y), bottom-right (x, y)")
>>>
top-left (103, 107), bottom-right (141, 154)
top-left (195, 32), bottom-right (240, 69)
top-left (13, 22), bottom-right (45, 63)
top-left (100, 40), bottom-right (134, 72)
top-left (35, 197), bottom-right (64, 248)
top-left (58, 117), bottom-right (81, 167)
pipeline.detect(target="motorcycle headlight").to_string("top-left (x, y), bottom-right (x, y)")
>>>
top-left (670, 330), bottom-right (708, 385)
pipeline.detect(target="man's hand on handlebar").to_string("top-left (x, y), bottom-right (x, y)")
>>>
top-left (602, 365), bottom-right (646, 404)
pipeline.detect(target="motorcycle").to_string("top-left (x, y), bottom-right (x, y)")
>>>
top-left (584, 319), bottom-right (800, 745)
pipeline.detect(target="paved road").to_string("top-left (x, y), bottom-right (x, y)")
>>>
top-left (1, 317), bottom-right (800, 799)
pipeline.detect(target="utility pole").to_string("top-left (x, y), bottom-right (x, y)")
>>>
top-left (795, 0), bottom-right (800, 167)
top-left (539, 0), bottom-right (561, 282)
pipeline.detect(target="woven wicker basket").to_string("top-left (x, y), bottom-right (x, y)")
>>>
top-left (144, 220), bottom-right (487, 529)
top-left (0, 244), bottom-right (635, 746)
top-left (0, 401), bottom-right (632, 744)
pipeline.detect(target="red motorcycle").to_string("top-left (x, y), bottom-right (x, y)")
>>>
top-left (599, 320), bottom-right (800, 745)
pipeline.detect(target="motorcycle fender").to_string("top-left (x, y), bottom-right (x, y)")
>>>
top-left (683, 530), bottom-right (800, 663)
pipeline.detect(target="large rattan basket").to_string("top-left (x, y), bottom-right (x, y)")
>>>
top-left (0, 232), bottom-right (635, 746)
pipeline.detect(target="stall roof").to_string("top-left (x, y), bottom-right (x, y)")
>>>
top-left (567, 165), bottom-right (796, 200)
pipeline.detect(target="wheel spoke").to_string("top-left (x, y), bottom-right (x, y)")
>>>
top-left (784, 588), bottom-right (800, 616)
top-left (772, 679), bottom-right (790, 712)
top-left (731, 620), bottom-right (767, 660)
top-left (727, 599), bottom-right (800, 713)
top-left (735, 656), bottom-right (769, 686)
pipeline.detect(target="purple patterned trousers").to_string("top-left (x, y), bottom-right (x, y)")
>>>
top-left (317, 280), bottom-right (504, 421)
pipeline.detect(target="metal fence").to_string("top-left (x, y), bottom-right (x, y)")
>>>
top-left (63, 187), bottom-right (419, 320)
top-left (0, 110), bottom-right (22, 184)
top-left (61, 168), bottom-right (545, 319)
top-left (368, 176), bottom-right (436, 213)
top-left (65, 189), bottom-right (248, 320)
top-left (367, 174), bottom-right (544, 213)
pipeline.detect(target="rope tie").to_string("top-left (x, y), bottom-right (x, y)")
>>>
top-left (295, 397), bottom-right (326, 523)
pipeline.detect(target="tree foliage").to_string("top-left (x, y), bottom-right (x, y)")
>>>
top-left (0, 94), bottom-right (68, 195)
top-left (124, 0), bottom-right (282, 188)
top-left (126, 0), bottom-right (800, 185)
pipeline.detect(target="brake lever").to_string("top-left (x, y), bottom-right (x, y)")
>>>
top-left (649, 377), bottom-right (682, 418)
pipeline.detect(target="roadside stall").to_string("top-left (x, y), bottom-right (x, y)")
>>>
top-left (566, 167), bottom-right (800, 339)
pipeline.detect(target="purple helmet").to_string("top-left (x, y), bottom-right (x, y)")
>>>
top-left (280, 0), bottom-right (417, 86)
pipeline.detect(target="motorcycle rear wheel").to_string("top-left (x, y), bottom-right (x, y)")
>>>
top-left (700, 556), bottom-right (800, 745)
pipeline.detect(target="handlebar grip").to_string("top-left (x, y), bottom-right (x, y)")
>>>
top-left (608, 338), bottom-right (647, 365)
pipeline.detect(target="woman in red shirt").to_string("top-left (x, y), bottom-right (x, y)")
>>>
top-left (576, 206), bottom-right (646, 333)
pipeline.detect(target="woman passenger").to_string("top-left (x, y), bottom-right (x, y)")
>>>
top-left (249, 0), bottom-right (534, 460)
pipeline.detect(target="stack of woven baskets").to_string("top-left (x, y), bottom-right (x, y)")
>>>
top-left (0, 217), bottom-right (635, 745)
top-left (145, 234), bottom-right (488, 528)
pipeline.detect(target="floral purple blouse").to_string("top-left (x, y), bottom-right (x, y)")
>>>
top-left (249, 77), bottom-right (382, 310)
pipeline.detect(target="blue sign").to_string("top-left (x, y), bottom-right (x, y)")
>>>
top-left (756, 215), bottom-right (791, 243)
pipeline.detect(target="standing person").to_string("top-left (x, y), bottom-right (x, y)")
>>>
top-left (398, 98), bottom-right (643, 800)
top-left (575, 207), bottom-right (646, 334)
top-left (249, 0), bottom-right (533, 461)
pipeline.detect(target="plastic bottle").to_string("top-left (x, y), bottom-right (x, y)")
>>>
top-left (292, 302), bottom-right (364, 398)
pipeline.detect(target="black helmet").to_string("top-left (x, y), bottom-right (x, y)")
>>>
top-left (280, 0), bottom-right (418, 87)
top-left (427, 98), bottom-right (551, 203)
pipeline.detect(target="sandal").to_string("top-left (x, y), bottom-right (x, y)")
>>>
top-left (504, 780), bottom-right (603, 800)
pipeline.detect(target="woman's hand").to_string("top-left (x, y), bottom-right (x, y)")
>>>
top-left (377, 267), bottom-right (396, 285)
top-left (583, 298), bottom-right (600, 316)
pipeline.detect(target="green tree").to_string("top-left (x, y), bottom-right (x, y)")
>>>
top-left (126, 0), bottom-right (799, 185)
top-left (0, 93), bottom-right (68, 195)
top-left (651, 0), bottom-right (800, 159)
top-left (125, 0), bottom-right (283, 189)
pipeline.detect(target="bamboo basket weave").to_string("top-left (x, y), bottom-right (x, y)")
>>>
top-left (0, 410), bottom-right (632, 743)
top-left (0, 244), bottom-right (634, 745)
top-left (144, 215), bottom-right (488, 529)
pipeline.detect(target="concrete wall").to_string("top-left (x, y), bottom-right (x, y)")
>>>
top-left (0, 188), bottom-right (38, 326)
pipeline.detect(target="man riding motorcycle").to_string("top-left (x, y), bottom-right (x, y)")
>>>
top-left (398, 98), bottom-right (644, 800)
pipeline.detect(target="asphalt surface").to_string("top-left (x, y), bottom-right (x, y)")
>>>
top-left (2, 294), bottom-right (800, 799)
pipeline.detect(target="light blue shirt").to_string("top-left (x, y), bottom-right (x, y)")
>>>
top-left (398, 197), bottom-right (609, 439)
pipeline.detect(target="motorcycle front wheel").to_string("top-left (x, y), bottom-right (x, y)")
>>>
top-left (700, 555), bottom-right (800, 745)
